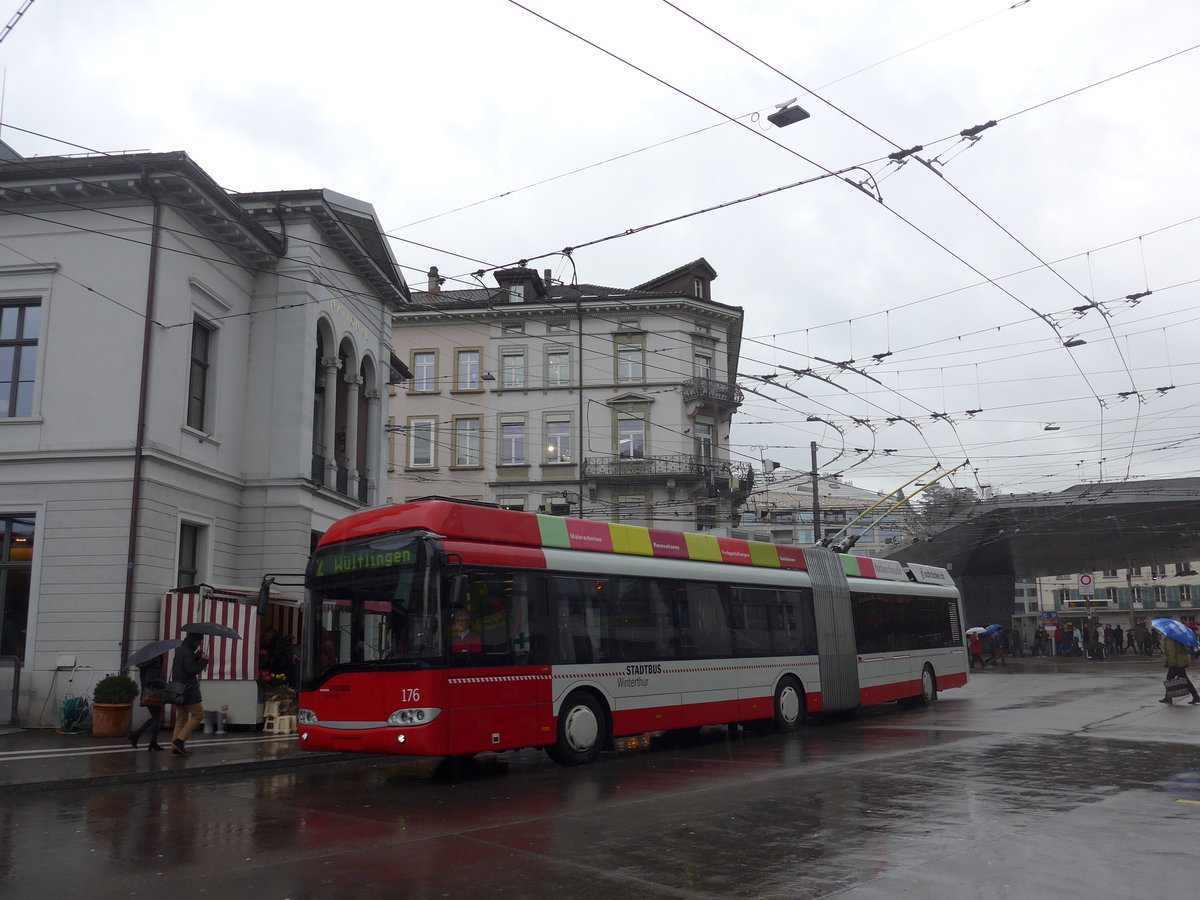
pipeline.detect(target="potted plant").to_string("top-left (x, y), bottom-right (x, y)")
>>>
top-left (92, 672), bottom-right (139, 737)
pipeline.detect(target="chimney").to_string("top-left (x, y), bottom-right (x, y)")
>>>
top-left (543, 268), bottom-right (552, 286)
top-left (427, 266), bottom-right (444, 294)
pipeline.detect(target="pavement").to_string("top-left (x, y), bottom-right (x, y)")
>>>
top-left (0, 648), bottom-right (1175, 795)
top-left (0, 722), bottom-right (382, 795)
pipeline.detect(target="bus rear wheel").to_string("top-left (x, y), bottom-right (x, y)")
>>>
top-left (547, 691), bottom-right (607, 766)
top-left (773, 676), bottom-right (805, 732)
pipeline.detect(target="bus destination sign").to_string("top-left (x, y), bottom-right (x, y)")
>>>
top-left (314, 546), bottom-right (414, 578)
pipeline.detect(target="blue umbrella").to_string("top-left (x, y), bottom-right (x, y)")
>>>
top-left (1151, 618), bottom-right (1199, 649)
top-left (983, 624), bottom-right (1004, 635)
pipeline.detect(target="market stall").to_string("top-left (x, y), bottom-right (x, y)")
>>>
top-left (159, 585), bottom-right (301, 727)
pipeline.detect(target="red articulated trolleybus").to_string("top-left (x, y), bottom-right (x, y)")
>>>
top-left (297, 499), bottom-right (966, 765)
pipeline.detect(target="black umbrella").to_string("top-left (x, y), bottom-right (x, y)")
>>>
top-left (127, 639), bottom-right (183, 668)
top-left (180, 622), bottom-right (241, 640)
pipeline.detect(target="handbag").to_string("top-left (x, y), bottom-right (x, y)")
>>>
top-left (1164, 676), bottom-right (1191, 699)
top-left (161, 680), bottom-right (188, 704)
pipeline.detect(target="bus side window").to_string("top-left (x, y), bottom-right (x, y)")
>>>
top-left (731, 586), bottom-right (770, 657)
top-left (677, 581), bottom-right (733, 659)
top-left (613, 577), bottom-right (674, 661)
top-left (552, 575), bottom-right (611, 664)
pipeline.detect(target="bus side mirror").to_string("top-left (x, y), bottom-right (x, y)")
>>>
top-left (257, 576), bottom-right (275, 616)
top-left (449, 574), bottom-right (468, 609)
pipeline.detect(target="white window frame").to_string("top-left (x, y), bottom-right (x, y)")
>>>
top-left (500, 417), bottom-right (526, 465)
top-left (545, 416), bottom-right (572, 464)
top-left (452, 416), bottom-right (481, 468)
top-left (617, 344), bottom-right (643, 383)
top-left (617, 415), bottom-right (645, 459)
top-left (455, 349), bottom-right (481, 391)
top-left (410, 350), bottom-right (437, 392)
top-left (694, 421), bottom-right (713, 460)
top-left (407, 417), bottom-right (437, 468)
top-left (501, 348), bottom-right (526, 388)
top-left (0, 299), bottom-right (41, 419)
top-left (186, 316), bottom-right (216, 432)
top-left (693, 350), bottom-right (712, 380)
top-left (546, 347), bottom-right (570, 387)
top-left (176, 518), bottom-right (211, 588)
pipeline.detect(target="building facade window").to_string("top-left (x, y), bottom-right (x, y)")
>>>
top-left (1103, 587), bottom-right (1119, 601)
top-left (694, 421), bottom-right (713, 460)
top-left (616, 343), bottom-right (643, 383)
top-left (501, 349), bottom-right (525, 388)
top-left (0, 300), bottom-right (39, 418)
top-left (546, 348), bottom-right (570, 386)
top-left (452, 417), bottom-right (481, 467)
top-left (1155, 585), bottom-right (1168, 604)
top-left (693, 350), bottom-right (712, 380)
top-left (1176, 562), bottom-right (1196, 576)
top-left (506, 283), bottom-right (525, 303)
top-left (410, 351), bottom-right (437, 392)
top-left (0, 514), bottom-right (34, 661)
top-left (1102, 568), bottom-right (1118, 578)
top-left (187, 317), bottom-right (215, 430)
top-left (1150, 564), bottom-right (1167, 578)
top-left (502, 323), bottom-right (525, 335)
top-left (547, 322), bottom-right (569, 334)
top-left (617, 415), bottom-right (645, 459)
top-left (455, 349), bottom-right (480, 391)
top-left (500, 418), bottom-right (526, 465)
top-left (407, 417), bottom-right (436, 468)
top-left (545, 417), bottom-right (572, 463)
top-left (1180, 585), bottom-right (1192, 603)
top-left (176, 522), bottom-right (203, 588)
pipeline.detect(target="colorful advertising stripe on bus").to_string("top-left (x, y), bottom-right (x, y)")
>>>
top-left (298, 499), bottom-right (967, 765)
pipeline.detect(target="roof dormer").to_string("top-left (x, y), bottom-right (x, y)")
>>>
top-left (494, 267), bottom-right (547, 304)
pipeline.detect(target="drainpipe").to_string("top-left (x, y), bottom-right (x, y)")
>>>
top-left (120, 184), bottom-right (163, 669)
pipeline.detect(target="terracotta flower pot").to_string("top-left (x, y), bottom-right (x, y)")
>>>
top-left (91, 702), bottom-right (133, 738)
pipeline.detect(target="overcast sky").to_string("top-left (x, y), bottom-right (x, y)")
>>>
top-left (4, 0), bottom-right (1199, 498)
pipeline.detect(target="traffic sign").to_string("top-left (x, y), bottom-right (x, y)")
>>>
top-left (1079, 573), bottom-right (1094, 597)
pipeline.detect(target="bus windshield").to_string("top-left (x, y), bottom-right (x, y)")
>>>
top-left (304, 532), bottom-right (440, 680)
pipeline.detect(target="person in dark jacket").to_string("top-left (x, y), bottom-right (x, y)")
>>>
top-left (129, 658), bottom-right (166, 751)
top-left (1160, 633), bottom-right (1200, 705)
top-left (170, 633), bottom-right (208, 755)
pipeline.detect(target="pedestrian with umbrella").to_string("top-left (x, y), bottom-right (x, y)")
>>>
top-left (966, 627), bottom-right (986, 670)
top-left (169, 623), bottom-right (240, 755)
top-left (1152, 618), bottom-right (1200, 705)
top-left (127, 639), bottom-right (180, 752)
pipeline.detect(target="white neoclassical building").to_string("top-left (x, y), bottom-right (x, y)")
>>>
top-left (0, 144), bottom-right (407, 724)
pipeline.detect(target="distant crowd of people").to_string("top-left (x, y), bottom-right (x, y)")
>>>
top-left (970, 620), bottom-right (1200, 664)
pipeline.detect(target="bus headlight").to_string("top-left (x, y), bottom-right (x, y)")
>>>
top-left (387, 707), bottom-right (441, 726)
top-left (298, 709), bottom-right (318, 725)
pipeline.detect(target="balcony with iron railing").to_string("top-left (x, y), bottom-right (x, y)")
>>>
top-left (682, 376), bottom-right (743, 407)
top-left (583, 453), bottom-right (753, 491)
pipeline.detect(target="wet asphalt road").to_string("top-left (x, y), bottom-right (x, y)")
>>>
top-left (3, 658), bottom-right (1200, 899)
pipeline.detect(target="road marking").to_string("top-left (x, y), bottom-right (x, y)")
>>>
top-left (0, 735), bottom-right (295, 762)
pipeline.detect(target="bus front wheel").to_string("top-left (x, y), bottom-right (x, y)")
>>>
top-left (917, 664), bottom-right (938, 706)
top-left (547, 691), bottom-right (607, 766)
top-left (773, 676), bottom-right (805, 732)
